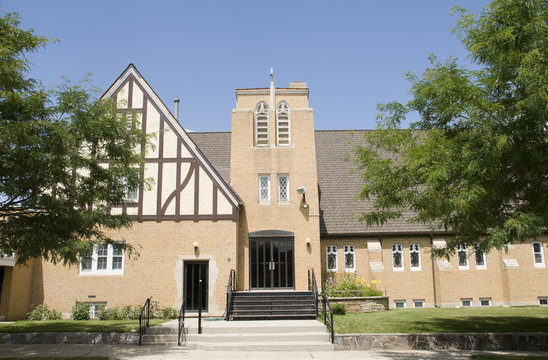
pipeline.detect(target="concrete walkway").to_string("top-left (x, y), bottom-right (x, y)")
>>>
top-left (1, 345), bottom-right (548, 360)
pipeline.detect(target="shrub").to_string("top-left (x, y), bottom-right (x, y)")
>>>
top-left (323, 272), bottom-right (383, 297)
top-left (71, 302), bottom-right (90, 320)
top-left (99, 307), bottom-right (121, 320)
top-left (332, 303), bottom-right (346, 315)
top-left (161, 307), bottom-right (178, 319)
top-left (27, 304), bottom-right (62, 321)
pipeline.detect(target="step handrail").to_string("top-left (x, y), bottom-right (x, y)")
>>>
top-left (225, 269), bottom-right (236, 321)
top-left (308, 268), bottom-right (319, 317)
top-left (138, 297), bottom-right (151, 346)
top-left (177, 298), bottom-right (186, 346)
top-left (320, 293), bottom-right (335, 344)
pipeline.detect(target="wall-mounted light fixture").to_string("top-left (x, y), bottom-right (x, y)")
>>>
top-left (193, 242), bottom-right (198, 249)
top-left (306, 238), bottom-right (311, 246)
top-left (297, 186), bottom-right (307, 206)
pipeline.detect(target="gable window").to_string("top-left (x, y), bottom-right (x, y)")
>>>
top-left (392, 244), bottom-right (403, 271)
top-left (533, 242), bottom-right (545, 267)
top-left (80, 244), bottom-right (124, 275)
top-left (258, 175), bottom-right (270, 203)
top-left (326, 246), bottom-right (337, 272)
top-left (474, 244), bottom-right (486, 269)
top-left (457, 245), bottom-right (469, 269)
top-left (410, 244), bottom-right (421, 270)
top-left (344, 245), bottom-right (355, 272)
top-left (255, 101), bottom-right (269, 146)
top-left (276, 102), bottom-right (290, 146)
top-left (277, 174), bottom-right (289, 203)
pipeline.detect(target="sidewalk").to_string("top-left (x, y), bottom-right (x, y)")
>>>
top-left (1, 344), bottom-right (548, 360)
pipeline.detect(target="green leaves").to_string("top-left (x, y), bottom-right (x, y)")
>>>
top-left (354, 0), bottom-right (548, 256)
top-left (0, 11), bottom-right (151, 265)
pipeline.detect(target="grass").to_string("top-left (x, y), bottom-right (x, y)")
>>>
top-left (0, 319), bottom-right (169, 333)
top-left (472, 356), bottom-right (548, 360)
top-left (327, 306), bottom-right (548, 334)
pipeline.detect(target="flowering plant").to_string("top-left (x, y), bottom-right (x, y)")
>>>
top-left (323, 272), bottom-right (383, 297)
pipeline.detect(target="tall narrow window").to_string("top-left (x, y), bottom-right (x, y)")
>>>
top-left (326, 246), bottom-right (337, 272)
top-left (277, 174), bottom-right (289, 203)
top-left (258, 175), bottom-right (270, 203)
top-left (533, 242), bottom-right (545, 267)
top-left (97, 245), bottom-right (108, 270)
top-left (344, 245), bottom-right (355, 271)
top-left (474, 244), bottom-right (486, 268)
top-left (112, 244), bottom-right (123, 270)
top-left (457, 245), bottom-right (469, 269)
top-left (410, 244), bottom-right (421, 270)
top-left (255, 101), bottom-right (269, 146)
top-left (276, 102), bottom-right (290, 146)
top-left (392, 244), bottom-right (403, 271)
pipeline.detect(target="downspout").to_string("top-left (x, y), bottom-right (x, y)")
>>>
top-left (430, 233), bottom-right (438, 307)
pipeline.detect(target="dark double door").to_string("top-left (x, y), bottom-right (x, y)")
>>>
top-left (250, 237), bottom-right (294, 289)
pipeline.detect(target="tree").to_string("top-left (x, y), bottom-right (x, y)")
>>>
top-left (354, 0), bottom-right (548, 257)
top-left (0, 12), bottom-right (151, 265)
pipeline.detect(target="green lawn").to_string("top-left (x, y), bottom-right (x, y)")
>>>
top-left (326, 306), bottom-right (548, 333)
top-left (0, 319), bottom-right (169, 333)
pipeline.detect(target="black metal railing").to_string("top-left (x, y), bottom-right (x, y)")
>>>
top-left (309, 269), bottom-right (334, 344)
top-left (177, 298), bottom-right (186, 346)
top-left (225, 269), bottom-right (236, 321)
top-left (308, 268), bottom-right (319, 317)
top-left (138, 298), bottom-right (151, 346)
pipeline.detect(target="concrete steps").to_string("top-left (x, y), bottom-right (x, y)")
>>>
top-left (141, 319), bottom-right (334, 351)
top-left (229, 291), bottom-right (317, 320)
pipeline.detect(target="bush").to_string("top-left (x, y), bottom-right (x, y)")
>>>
top-left (71, 302), bottom-right (90, 320)
top-left (332, 303), bottom-right (346, 315)
top-left (96, 303), bottom-right (177, 320)
top-left (161, 307), bottom-right (178, 319)
top-left (99, 307), bottom-right (121, 320)
top-left (323, 272), bottom-right (384, 297)
top-left (27, 304), bottom-right (62, 321)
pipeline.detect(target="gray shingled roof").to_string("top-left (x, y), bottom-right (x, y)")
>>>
top-left (188, 132), bottom-right (231, 182)
top-left (314, 130), bottom-right (429, 235)
top-left (189, 130), bottom-right (429, 236)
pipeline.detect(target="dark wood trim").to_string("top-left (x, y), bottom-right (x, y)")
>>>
top-left (116, 108), bottom-right (144, 113)
top-left (175, 140), bottom-right (182, 221)
top-left (320, 231), bottom-right (451, 239)
top-left (122, 203), bottom-right (127, 215)
top-left (212, 184), bottom-right (218, 221)
top-left (232, 206), bottom-right (238, 221)
top-left (128, 79), bottom-right (133, 108)
top-left (145, 158), bottom-right (195, 163)
top-left (156, 116), bottom-right (165, 221)
top-left (193, 165), bottom-right (199, 222)
top-left (138, 93), bottom-right (148, 220)
top-left (160, 163), bottom-right (195, 216)
top-left (139, 214), bottom-right (234, 221)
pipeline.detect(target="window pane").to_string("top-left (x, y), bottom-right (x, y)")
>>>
top-left (327, 254), bottom-right (336, 270)
top-left (393, 253), bottom-right (402, 268)
top-left (345, 253), bottom-right (354, 269)
top-left (81, 257), bottom-right (92, 271)
top-left (410, 252), bottom-right (420, 267)
top-left (97, 257), bottom-right (107, 270)
top-left (278, 176), bottom-right (288, 201)
top-left (475, 250), bottom-right (485, 266)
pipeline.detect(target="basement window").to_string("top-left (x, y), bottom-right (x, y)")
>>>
top-left (460, 298), bottom-right (472, 307)
top-left (480, 298), bottom-right (491, 307)
top-left (413, 299), bottom-right (425, 308)
top-left (394, 300), bottom-right (406, 308)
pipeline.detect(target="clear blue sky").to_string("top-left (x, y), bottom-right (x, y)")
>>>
top-left (5, 0), bottom-right (490, 131)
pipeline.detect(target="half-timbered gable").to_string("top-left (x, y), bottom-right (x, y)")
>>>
top-left (102, 64), bottom-right (241, 221)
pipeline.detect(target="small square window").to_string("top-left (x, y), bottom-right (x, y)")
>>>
top-left (539, 298), bottom-right (548, 305)
top-left (480, 298), bottom-right (491, 307)
top-left (461, 298), bottom-right (472, 307)
top-left (87, 302), bottom-right (106, 318)
top-left (413, 299), bottom-right (425, 308)
top-left (394, 300), bottom-right (406, 308)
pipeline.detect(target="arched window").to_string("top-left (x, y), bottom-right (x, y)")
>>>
top-left (276, 102), bottom-right (290, 146)
top-left (255, 101), bottom-right (269, 146)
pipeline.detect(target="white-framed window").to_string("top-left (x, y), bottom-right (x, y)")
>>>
top-left (121, 177), bottom-right (139, 203)
top-left (255, 101), bottom-right (269, 146)
top-left (277, 174), bottom-right (289, 203)
top-left (344, 245), bottom-right (355, 272)
top-left (538, 297), bottom-right (548, 305)
top-left (394, 300), bottom-right (406, 308)
top-left (258, 174), bottom-right (270, 203)
top-left (80, 244), bottom-right (125, 275)
top-left (326, 246), bottom-right (337, 272)
top-left (392, 244), bottom-right (403, 271)
top-left (457, 245), bottom-right (469, 269)
top-left (480, 298), bottom-right (491, 307)
top-left (533, 242), bottom-right (545, 267)
top-left (474, 244), bottom-right (486, 269)
top-left (276, 102), bottom-right (290, 146)
top-left (87, 302), bottom-right (106, 318)
top-left (413, 299), bottom-right (425, 308)
top-left (460, 298), bottom-right (472, 307)
top-left (410, 244), bottom-right (421, 270)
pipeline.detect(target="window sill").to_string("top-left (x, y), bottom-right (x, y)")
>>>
top-left (534, 264), bottom-right (546, 268)
top-left (410, 267), bottom-right (421, 271)
top-left (475, 266), bottom-right (487, 270)
top-left (458, 266), bottom-right (470, 270)
top-left (344, 268), bottom-right (355, 272)
top-left (79, 271), bottom-right (124, 276)
top-left (392, 267), bottom-right (404, 272)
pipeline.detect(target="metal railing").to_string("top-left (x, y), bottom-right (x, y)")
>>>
top-left (309, 269), bottom-right (334, 344)
top-left (225, 269), bottom-right (236, 321)
top-left (177, 299), bottom-right (186, 346)
top-left (138, 298), bottom-right (151, 346)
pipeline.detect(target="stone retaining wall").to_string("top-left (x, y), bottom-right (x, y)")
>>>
top-left (0, 332), bottom-right (138, 345)
top-left (325, 296), bottom-right (389, 313)
top-left (335, 333), bottom-right (548, 351)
